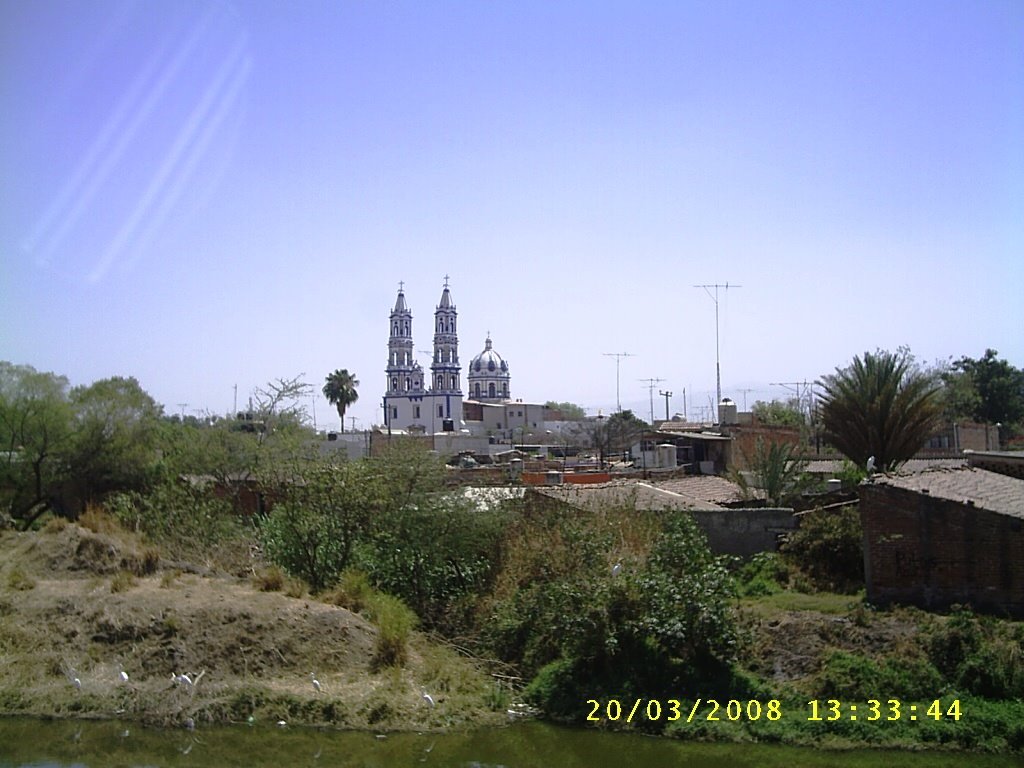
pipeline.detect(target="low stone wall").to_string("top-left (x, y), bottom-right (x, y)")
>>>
top-left (689, 507), bottom-right (798, 558)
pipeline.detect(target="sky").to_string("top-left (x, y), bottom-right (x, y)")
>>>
top-left (2, 0), bottom-right (1022, 430)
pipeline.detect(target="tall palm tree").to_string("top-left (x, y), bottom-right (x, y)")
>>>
top-left (817, 349), bottom-right (942, 472)
top-left (322, 369), bottom-right (359, 432)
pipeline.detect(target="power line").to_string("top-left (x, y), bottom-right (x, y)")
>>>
top-left (693, 283), bottom-right (742, 407)
top-left (603, 352), bottom-right (635, 412)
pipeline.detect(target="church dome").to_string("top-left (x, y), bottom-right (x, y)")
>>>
top-left (467, 335), bottom-right (510, 401)
top-left (470, 336), bottom-right (508, 374)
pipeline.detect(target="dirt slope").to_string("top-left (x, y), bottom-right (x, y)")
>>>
top-left (0, 524), bottom-right (506, 730)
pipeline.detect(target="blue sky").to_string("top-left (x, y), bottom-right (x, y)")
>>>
top-left (2, 0), bottom-right (1022, 429)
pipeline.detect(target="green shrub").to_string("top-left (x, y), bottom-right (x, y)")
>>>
top-left (816, 649), bottom-right (944, 700)
top-left (925, 609), bottom-right (1024, 699)
top-left (780, 505), bottom-right (863, 593)
top-left (365, 592), bottom-right (417, 669)
top-left (734, 552), bottom-right (790, 597)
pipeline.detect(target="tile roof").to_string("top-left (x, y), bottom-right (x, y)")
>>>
top-left (532, 480), bottom-right (725, 511)
top-left (869, 467), bottom-right (1024, 518)
top-left (651, 475), bottom-right (752, 505)
top-left (805, 458), bottom-right (966, 475)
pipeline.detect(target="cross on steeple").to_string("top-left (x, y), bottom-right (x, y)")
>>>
top-left (443, 274), bottom-right (450, 288)
top-left (398, 280), bottom-right (404, 292)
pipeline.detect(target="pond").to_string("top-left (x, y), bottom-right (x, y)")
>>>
top-left (0, 717), bottom-right (1019, 768)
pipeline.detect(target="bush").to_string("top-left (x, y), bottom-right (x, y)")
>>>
top-left (321, 569), bottom-right (374, 613)
top-left (365, 592), bottom-right (417, 669)
top-left (781, 505), bottom-right (863, 592)
top-left (110, 570), bottom-right (137, 593)
top-left (925, 609), bottom-right (1024, 699)
top-left (254, 565), bottom-right (286, 592)
top-left (734, 552), bottom-right (790, 597)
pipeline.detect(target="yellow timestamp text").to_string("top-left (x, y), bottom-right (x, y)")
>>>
top-left (806, 699), bottom-right (962, 722)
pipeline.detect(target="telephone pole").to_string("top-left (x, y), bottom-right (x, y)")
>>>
top-left (603, 352), bottom-right (635, 412)
top-left (639, 377), bottom-right (665, 424)
top-left (693, 283), bottom-right (742, 407)
top-left (659, 389), bottom-right (672, 421)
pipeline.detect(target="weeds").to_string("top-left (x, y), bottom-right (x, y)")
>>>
top-left (5, 568), bottom-right (35, 591)
top-left (110, 571), bottom-right (136, 593)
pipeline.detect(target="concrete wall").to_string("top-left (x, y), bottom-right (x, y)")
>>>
top-left (860, 484), bottom-right (1024, 618)
top-left (689, 508), bottom-right (798, 558)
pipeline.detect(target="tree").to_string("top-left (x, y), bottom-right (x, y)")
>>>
top-left (734, 437), bottom-right (813, 506)
top-left (259, 455), bottom-right (385, 591)
top-left (322, 369), bottom-right (359, 431)
top-left (752, 398), bottom-right (805, 428)
top-left (66, 376), bottom-right (164, 510)
top-left (0, 362), bottom-right (74, 527)
top-left (817, 349), bottom-right (943, 471)
top-left (944, 350), bottom-right (1024, 436)
top-left (544, 401), bottom-right (586, 420)
top-left (571, 410), bottom-right (649, 467)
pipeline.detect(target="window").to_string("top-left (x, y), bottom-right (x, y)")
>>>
top-left (474, 383), bottom-right (481, 397)
top-left (489, 383), bottom-right (496, 398)
top-left (405, 377), bottom-right (410, 391)
top-left (392, 407), bottom-right (398, 419)
top-left (438, 405), bottom-right (444, 417)
top-left (391, 377), bottom-right (397, 390)
top-left (414, 406), bottom-right (420, 418)
top-left (451, 375), bottom-right (457, 389)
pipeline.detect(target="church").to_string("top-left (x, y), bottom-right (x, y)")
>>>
top-left (382, 279), bottom-right (517, 434)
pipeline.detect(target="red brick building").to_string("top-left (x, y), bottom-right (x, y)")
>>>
top-left (859, 467), bottom-right (1024, 618)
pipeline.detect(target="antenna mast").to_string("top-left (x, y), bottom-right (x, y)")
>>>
top-left (693, 282), bottom-right (742, 407)
top-left (602, 352), bottom-right (635, 412)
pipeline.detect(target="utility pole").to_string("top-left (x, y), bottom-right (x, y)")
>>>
top-left (737, 388), bottom-right (756, 411)
top-left (603, 352), bottom-right (635, 412)
top-left (693, 283), bottom-right (742, 407)
top-left (639, 377), bottom-right (665, 424)
top-left (659, 390), bottom-right (672, 421)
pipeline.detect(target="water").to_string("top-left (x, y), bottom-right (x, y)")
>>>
top-left (0, 718), bottom-right (1020, 768)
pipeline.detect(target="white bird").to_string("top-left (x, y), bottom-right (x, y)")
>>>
top-left (172, 673), bottom-right (193, 687)
top-left (611, 562), bottom-right (622, 577)
top-left (310, 672), bottom-right (321, 692)
top-left (119, 667), bottom-right (129, 683)
top-left (866, 456), bottom-right (876, 474)
top-left (421, 688), bottom-right (435, 707)
top-left (71, 677), bottom-right (82, 690)
top-left (277, 720), bottom-right (288, 728)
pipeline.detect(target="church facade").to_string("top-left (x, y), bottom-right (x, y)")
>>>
top-left (382, 280), bottom-right (515, 433)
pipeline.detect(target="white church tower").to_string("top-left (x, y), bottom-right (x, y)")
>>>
top-left (382, 280), bottom-right (462, 432)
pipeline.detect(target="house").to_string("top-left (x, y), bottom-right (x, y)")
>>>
top-left (859, 467), bottom-right (1024, 618)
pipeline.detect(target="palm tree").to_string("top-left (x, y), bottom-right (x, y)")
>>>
top-left (817, 349), bottom-right (942, 472)
top-left (322, 369), bottom-right (359, 432)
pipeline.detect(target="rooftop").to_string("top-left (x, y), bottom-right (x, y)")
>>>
top-left (868, 466), bottom-right (1024, 519)
top-left (532, 480), bottom-right (725, 511)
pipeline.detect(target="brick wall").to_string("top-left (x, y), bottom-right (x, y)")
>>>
top-left (860, 484), bottom-right (1024, 618)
